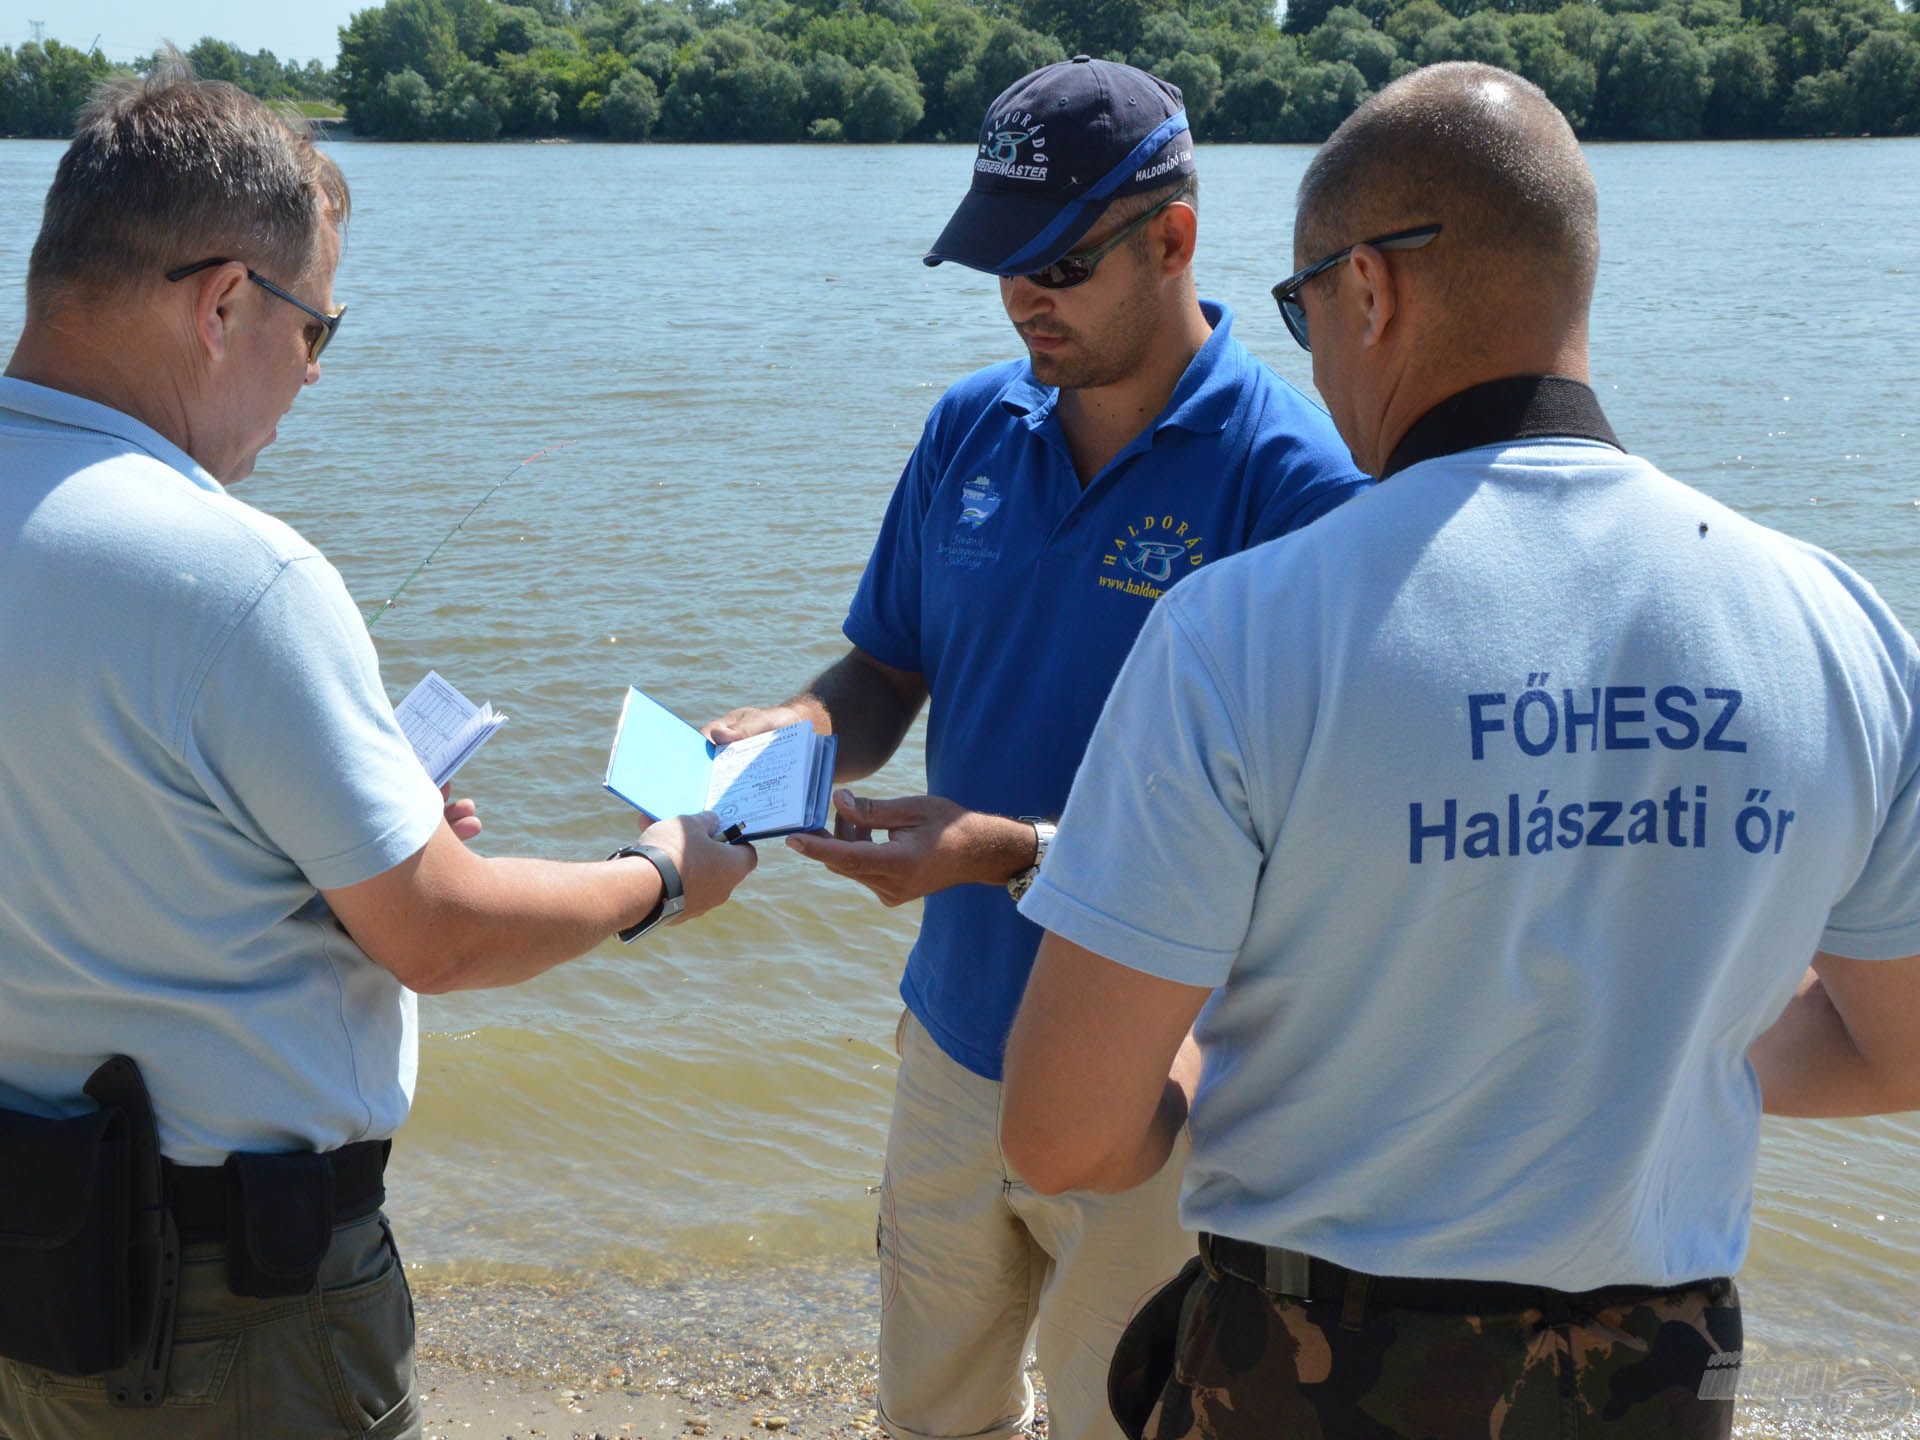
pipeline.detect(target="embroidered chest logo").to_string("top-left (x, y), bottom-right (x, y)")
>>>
top-left (941, 475), bottom-right (1004, 571)
top-left (957, 475), bottom-right (1002, 530)
top-left (1099, 514), bottom-right (1206, 599)
top-left (976, 110), bottom-right (1047, 182)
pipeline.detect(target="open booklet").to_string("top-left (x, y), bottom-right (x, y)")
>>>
top-left (603, 686), bottom-right (837, 841)
top-left (393, 671), bottom-right (508, 787)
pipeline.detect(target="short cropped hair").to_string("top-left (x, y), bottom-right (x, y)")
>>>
top-left (1112, 173), bottom-right (1200, 268)
top-left (27, 49), bottom-right (349, 311)
top-left (1115, 171), bottom-right (1200, 224)
top-left (1296, 63), bottom-right (1597, 318)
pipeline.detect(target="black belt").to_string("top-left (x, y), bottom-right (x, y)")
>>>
top-left (164, 1139), bottom-right (390, 1245)
top-left (1199, 1233), bottom-right (1729, 1321)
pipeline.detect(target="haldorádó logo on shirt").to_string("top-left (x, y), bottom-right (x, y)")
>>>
top-left (958, 476), bottom-right (1002, 530)
top-left (977, 111), bottom-right (1048, 181)
top-left (1098, 513), bottom-right (1206, 600)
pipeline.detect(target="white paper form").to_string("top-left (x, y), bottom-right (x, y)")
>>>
top-left (703, 722), bottom-right (815, 834)
top-left (393, 671), bottom-right (508, 787)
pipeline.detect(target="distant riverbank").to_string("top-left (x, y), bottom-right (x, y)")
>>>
top-left (8, 2), bottom-right (1918, 146)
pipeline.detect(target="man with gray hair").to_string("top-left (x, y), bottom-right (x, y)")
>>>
top-left (0, 60), bottom-right (754, 1438)
top-left (1001, 62), bottom-right (1920, 1436)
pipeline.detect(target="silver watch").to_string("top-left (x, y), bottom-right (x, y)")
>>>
top-left (1006, 817), bottom-right (1056, 902)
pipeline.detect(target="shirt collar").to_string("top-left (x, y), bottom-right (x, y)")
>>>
top-left (999, 298), bottom-right (1241, 437)
top-left (0, 376), bottom-right (223, 493)
top-left (1381, 375), bottom-right (1622, 480)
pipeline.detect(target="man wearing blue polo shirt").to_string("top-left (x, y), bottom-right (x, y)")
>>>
top-left (707, 57), bottom-right (1366, 1440)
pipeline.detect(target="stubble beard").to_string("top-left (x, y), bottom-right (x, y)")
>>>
top-left (1021, 263), bottom-right (1160, 393)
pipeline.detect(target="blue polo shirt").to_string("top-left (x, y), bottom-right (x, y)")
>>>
top-left (844, 301), bottom-right (1368, 1079)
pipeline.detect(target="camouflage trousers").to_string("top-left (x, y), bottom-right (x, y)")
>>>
top-left (1111, 1254), bottom-right (1741, 1440)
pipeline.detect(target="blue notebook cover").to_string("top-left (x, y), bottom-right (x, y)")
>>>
top-left (603, 688), bottom-right (716, 821)
top-left (603, 687), bottom-right (838, 839)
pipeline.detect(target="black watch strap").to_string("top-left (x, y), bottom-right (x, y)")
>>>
top-left (609, 844), bottom-right (684, 943)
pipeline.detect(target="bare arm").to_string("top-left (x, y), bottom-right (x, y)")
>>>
top-left (1750, 951), bottom-right (1920, 1117)
top-left (1002, 931), bottom-right (1212, 1196)
top-left (706, 646), bottom-right (927, 784)
top-left (321, 812), bottom-right (756, 994)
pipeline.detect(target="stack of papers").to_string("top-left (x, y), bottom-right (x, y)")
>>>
top-left (394, 670), bottom-right (508, 786)
top-left (604, 686), bottom-right (836, 841)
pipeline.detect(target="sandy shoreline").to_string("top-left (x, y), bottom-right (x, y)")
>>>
top-left (419, 1364), bottom-right (884, 1440)
top-left (407, 1261), bottom-right (1916, 1440)
top-left (411, 1262), bottom-right (1046, 1440)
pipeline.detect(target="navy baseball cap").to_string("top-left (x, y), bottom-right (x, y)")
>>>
top-left (925, 56), bottom-right (1194, 277)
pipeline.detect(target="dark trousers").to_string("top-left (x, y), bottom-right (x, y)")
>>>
top-left (0, 1210), bottom-right (418, 1440)
top-left (1114, 1254), bottom-right (1741, 1440)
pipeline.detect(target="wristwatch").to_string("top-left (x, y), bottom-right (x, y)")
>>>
top-left (608, 844), bottom-right (684, 942)
top-left (1006, 817), bottom-right (1056, 903)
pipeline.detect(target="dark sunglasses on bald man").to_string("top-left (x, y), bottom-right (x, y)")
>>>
top-left (165, 257), bottom-right (346, 363)
top-left (1021, 192), bottom-right (1183, 291)
top-left (1270, 224), bottom-right (1441, 351)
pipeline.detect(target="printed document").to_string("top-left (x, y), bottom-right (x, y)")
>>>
top-left (394, 671), bottom-right (508, 787)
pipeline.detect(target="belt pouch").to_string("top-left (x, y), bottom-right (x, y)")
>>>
top-left (1108, 1255), bottom-right (1207, 1440)
top-left (0, 1103), bottom-right (131, 1375)
top-left (223, 1151), bottom-right (333, 1298)
top-left (85, 1056), bottom-right (179, 1407)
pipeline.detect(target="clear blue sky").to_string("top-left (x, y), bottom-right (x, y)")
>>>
top-left (0, 1), bottom-right (365, 68)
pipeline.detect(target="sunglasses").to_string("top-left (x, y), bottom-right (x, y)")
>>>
top-left (165, 257), bottom-right (346, 364)
top-left (1270, 224), bottom-right (1442, 351)
top-left (1020, 192), bottom-right (1184, 291)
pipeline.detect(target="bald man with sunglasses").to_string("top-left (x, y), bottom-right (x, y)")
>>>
top-left (1003, 63), bottom-right (1920, 1439)
top-left (707, 57), bottom-right (1366, 1440)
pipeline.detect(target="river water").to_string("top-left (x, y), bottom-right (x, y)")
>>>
top-left (3, 136), bottom-right (1917, 1421)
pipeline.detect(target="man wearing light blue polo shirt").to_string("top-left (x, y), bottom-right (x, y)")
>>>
top-left (1002, 63), bottom-right (1920, 1439)
top-left (0, 61), bottom-right (752, 1439)
top-left (708, 57), bottom-right (1367, 1440)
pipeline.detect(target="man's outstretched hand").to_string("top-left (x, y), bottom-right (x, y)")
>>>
top-left (785, 791), bottom-right (1036, 907)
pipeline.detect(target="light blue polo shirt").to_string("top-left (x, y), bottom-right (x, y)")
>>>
top-left (1021, 440), bottom-right (1920, 1288)
top-left (0, 377), bottom-right (445, 1166)
top-left (844, 301), bottom-right (1368, 1079)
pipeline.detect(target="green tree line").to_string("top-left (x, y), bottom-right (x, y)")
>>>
top-left (0, 42), bottom-right (119, 137)
top-left (333, 0), bottom-right (1920, 142)
top-left (2, 1), bottom-right (1916, 142)
top-left (0, 38), bottom-right (336, 137)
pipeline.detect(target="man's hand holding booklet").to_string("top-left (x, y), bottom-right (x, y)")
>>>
top-left (604, 687), bottom-right (837, 841)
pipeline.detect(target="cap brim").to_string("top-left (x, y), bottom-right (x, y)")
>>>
top-left (923, 186), bottom-right (1106, 275)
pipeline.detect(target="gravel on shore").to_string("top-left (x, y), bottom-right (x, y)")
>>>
top-left (411, 1260), bottom-right (1048, 1440)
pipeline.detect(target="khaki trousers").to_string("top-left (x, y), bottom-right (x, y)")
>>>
top-left (878, 1011), bottom-right (1192, 1440)
top-left (0, 1210), bottom-right (418, 1440)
